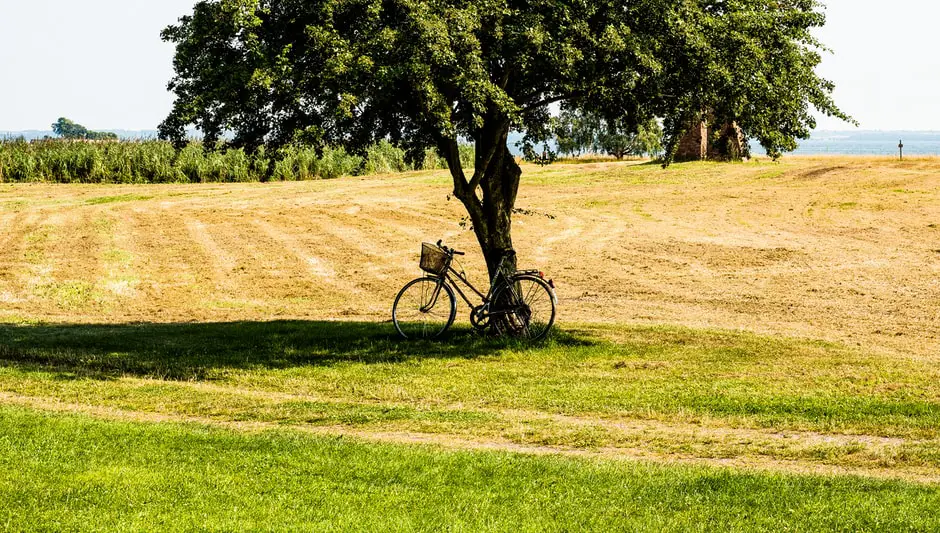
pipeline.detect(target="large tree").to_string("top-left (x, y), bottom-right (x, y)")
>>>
top-left (160, 0), bottom-right (849, 275)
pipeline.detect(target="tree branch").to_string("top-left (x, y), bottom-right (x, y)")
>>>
top-left (521, 92), bottom-right (583, 113)
top-left (469, 141), bottom-right (499, 192)
top-left (468, 119), bottom-right (510, 192)
top-left (441, 137), bottom-right (488, 246)
top-left (439, 137), bottom-right (469, 197)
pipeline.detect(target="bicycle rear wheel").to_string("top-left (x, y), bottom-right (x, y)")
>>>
top-left (491, 275), bottom-right (556, 341)
top-left (392, 277), bottom-right (457, 339)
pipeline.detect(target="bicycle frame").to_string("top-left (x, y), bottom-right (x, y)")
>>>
top-left (442, 266), bottom-right (489, 308)
top-left (423, 255), bottom-right (516, 313)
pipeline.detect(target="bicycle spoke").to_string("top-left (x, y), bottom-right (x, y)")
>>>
top-left (393, 278), bottom-right (455, 339)
top-left (491, 277), bottom-right (555, 341)
top-left (523, 280), bottom-right (538, 306)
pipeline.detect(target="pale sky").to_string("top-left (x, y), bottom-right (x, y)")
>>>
top-left (0, 0), bottom-right (937, 132)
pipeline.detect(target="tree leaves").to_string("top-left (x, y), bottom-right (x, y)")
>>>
top-left (161, 0), bottom-right (848, 164)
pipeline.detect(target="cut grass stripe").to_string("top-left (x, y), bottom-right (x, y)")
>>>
top-left (1, 406), bottom-right (939, 532)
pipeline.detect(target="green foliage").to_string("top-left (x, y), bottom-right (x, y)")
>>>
top-left (553, 110), bottom-right (664, 160)
top-left (598, 118), bottom-right (664, 160)
top-left (272, 145), bottom-right (320, 181)
top-left (363, 140), bottom-right (411, 174)
top-left (655, 2), bottom-right (856, 161)
top-left (0, 140), bottom-right (380, 183)
top-left (635, 121), bottom-right (665, 159)
top-left (417, 144), bottom-right (474, 171)
top-left (87, 131), bottom-right (119, 141)
top-left (521, 142), bottom-right (557, 167)
top-left (0, 139), bottom-right (37, 181)
top-left (458, 144), bottom-right (475, 170)
top-left (51, 117), bottom-right (118, 141)
top-left (317, 146), bottom-right (364, 180)
top-left (553, 110), bottom-right (601, 157)
top-left (157, 0), bottom-right (850, 260)
top-left (175, 143), bottom-right (209, 182)
top-left (420, 148), bottom-right (448, 170)
top-left (159, 0), bottom-right (849, 162)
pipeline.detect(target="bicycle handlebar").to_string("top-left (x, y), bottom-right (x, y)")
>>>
top-left (437, 241), bottom-right (520, 259)
top-left (436, 240), bottom-right (465, 256)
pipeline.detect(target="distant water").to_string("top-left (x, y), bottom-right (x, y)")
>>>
top-left (752, 131), bottom-right (940, 156)
top-left (4, 129), bottom-right (940, 156)
top-left (517, 130), bottom-right (940, 158)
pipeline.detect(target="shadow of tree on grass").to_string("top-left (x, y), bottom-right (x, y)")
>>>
top-left (0, 321), bottom-right (595, 381)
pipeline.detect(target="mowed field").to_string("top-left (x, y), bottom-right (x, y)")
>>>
top-left (1, 156), bottom-right (938, 354)
top-left (2, 156), bottom-right (940, 529)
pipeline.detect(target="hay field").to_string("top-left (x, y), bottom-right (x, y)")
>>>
top-left (1, 156), bottom-right (937, 358)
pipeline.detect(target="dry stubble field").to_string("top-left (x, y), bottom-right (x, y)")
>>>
top-left (1, 156), bottom-right (937, 357)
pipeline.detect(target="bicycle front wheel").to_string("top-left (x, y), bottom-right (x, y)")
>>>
top-left (392, 277), bottom-right (457, 339)
top-left (492, 275), bottom-right (556, 341)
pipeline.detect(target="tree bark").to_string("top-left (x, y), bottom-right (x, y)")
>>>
top-left (443, 129), bottom-right (521, 280)
top-left (477, 143), bottom-right (520, 278)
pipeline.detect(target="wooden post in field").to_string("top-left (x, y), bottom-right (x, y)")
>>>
top-left (899, 140), bottom-right (904, 161)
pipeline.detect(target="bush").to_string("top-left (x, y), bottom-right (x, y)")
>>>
top-left (459, 143), bottom-right (475, 170)
top-left (176, 144), bottom-right (207, 182)
top-left (417, 144), bottom-right (475, 171)
top-left (0, 139), bottom-right (449, 183)
top-left (273, 145), bottom-right (323, 180)
top-left (126, 141), bottom-right (179, 183)
top-left (318, 147), bottom-right (363, 179)
top-left (364, 140), bottom-right (411, 174)
top-left (0, 139), bottom-right (37, 182)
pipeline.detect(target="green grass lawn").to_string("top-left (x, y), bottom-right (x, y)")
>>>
top-left (3, 321), bottom-right (939, 433)
top-left (2, 321), bottom-right (940, 477)
top-left (2, 406), bottom-right (939, 532)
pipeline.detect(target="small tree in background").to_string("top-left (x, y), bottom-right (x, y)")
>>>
top-left (554, 110), bottom-right (663, 160)
top-left (51, 118), bottom-right (86, 139)
top-left (597, 118), bottom-right (663, 160)
top-left (553, 110), bottom-right (601, 157)
top-left (52, 118), bottom-right (117, 141)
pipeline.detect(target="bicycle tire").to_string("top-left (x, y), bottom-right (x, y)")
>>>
top-left (392, 277), bottom-right (457, 339)
top-left (491, 275), bottom-right (556, 341)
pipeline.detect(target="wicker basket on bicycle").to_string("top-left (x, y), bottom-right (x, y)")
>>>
top-left (420, 243), bottom-right (450, 275)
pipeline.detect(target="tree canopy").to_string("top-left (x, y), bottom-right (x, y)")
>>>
top-left (160, 0), bottom-right (850, 270)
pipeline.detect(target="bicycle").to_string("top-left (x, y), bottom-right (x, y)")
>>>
top-left (392, 240), bottom-right (557, 341)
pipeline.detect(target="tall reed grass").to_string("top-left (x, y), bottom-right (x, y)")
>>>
top-left (0, 139), bottom-right (474, 184)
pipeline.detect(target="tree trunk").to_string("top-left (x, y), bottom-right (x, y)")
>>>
top-left (476, 143), bottom-right (520, 278)
top-left (443, 129), bottom-right (521, 281)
